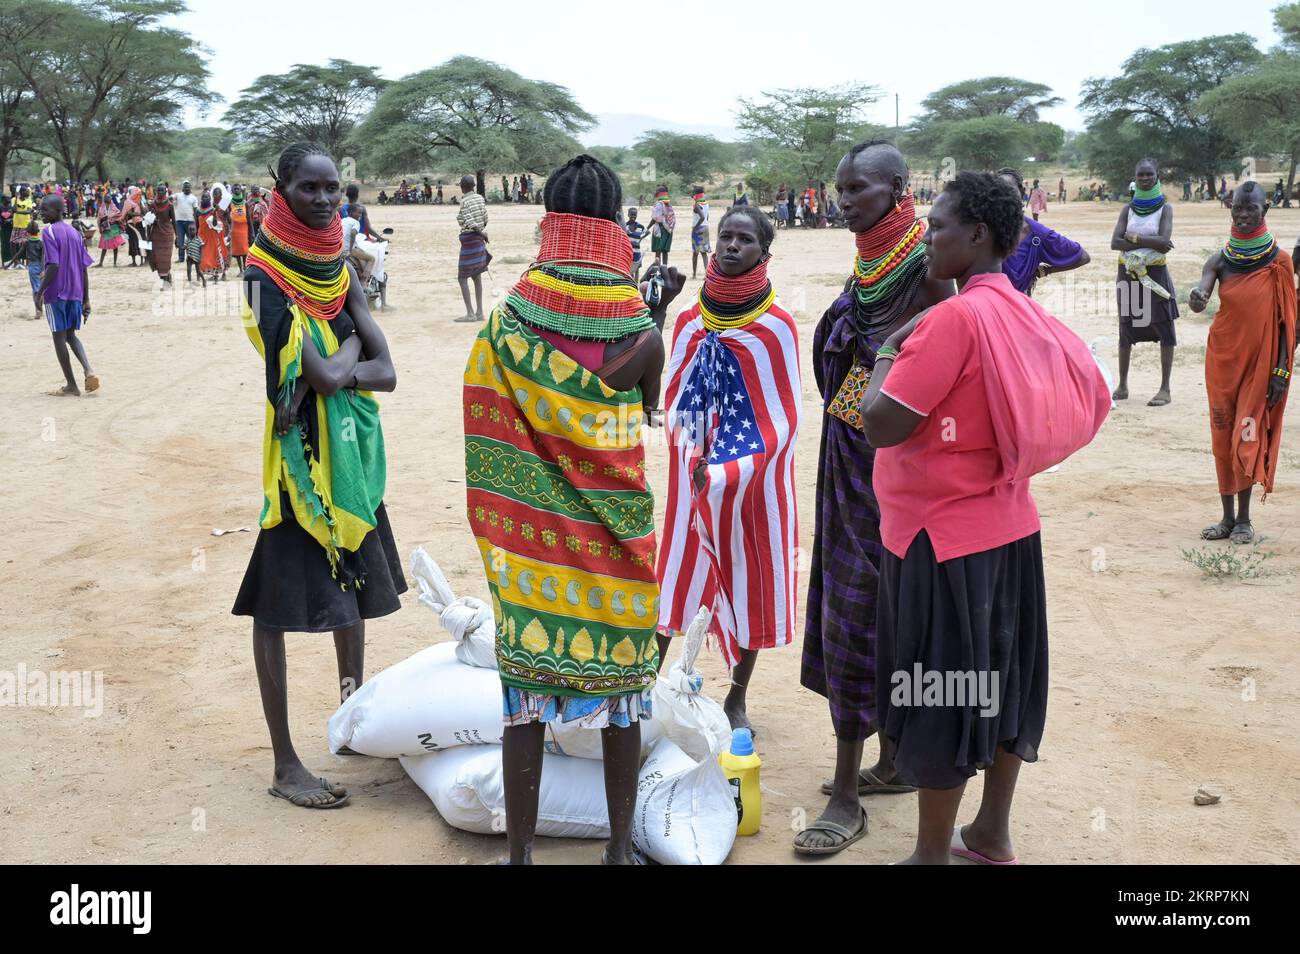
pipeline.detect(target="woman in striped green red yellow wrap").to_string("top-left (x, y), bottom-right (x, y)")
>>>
top-left (233, 142), bottom-right (402, 811)
top-left (464, 155), bottom-right (683, 864)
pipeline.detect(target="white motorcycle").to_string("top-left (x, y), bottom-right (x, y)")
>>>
top-left (357, 227), bottom-right (393, 311)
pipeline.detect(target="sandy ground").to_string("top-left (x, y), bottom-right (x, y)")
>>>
top-left (2, 196), bottom-right (1298, 865)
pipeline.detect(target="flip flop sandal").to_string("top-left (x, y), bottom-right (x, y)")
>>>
top-left (793, 805), bottom-right (869, 856)
top-left (84, 375), bottom-right (100, 393)
top-left (820, 768), bottom-right (918, 796)
top-left (268, 777), bottom-right (351, 809)
top-left (1229, 523), bottom-right (1255, 544)
top-left (1201, 523), bottom-right (1233, 540)
top-left (601, 846), bottom-right (648, 865)
top-left (949, 826), bottom-right (1018, 865)
top-left (453, 314), bottom-right (480, 323)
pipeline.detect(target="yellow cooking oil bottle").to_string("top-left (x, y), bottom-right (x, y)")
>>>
top-left (718, 727), bottom-right (761, 835)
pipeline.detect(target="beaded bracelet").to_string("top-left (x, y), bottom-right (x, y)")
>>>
top-left (876, 345), bottom-right (900, 361)
top-left (1273, 367), bottom-right (1291, 379)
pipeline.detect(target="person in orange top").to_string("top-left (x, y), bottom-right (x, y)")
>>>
top-left (1189, 181), bottom-right (1296, 544)
top-left (228, 187), bottom-right (251, 272)
top-left (196, 193), bottom-right (227, 280)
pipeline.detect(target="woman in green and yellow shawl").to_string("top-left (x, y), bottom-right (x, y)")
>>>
top-left (233, 143), bottom-right (402, 810)
top-left (465, 155), bottom-right (683, 863)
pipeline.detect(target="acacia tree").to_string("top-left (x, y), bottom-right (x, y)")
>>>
top-left (359, 56), bottom-right (591, 193)
top-left (0, 56), bottom-right (29, 186)
top-left (909, 77), bottom-right (1063, 169)
top-left (0, 0), bottom-right (211, 182)
top-left (633, 130), bottom-right (729, 184)
top-left (223, 60), bottom-right (386, 168)
top-left (735, 83), bottom-right (882, 189)
top-left (1199, 56), bottom-right (1300, 207)
top-left (1079, 35), bottom-right (1260, 195)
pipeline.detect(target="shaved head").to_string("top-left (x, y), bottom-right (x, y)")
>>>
top-left (846, 140), bottom-right (908, 185)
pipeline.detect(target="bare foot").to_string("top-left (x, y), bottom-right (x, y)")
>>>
top-left (1112, 384), bottom-right (1129, 400)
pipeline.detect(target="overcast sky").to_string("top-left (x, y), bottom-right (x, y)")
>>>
top-left (172, 0), bottom-right (1285, 136)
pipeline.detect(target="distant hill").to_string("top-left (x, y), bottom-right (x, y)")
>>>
top-left (583, 113), bottom-right (741, 148)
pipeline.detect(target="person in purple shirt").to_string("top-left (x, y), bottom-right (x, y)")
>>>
top-left (36, 193), bottom-right (98, 396)
top-left (997, 169), bottom-right (1090, 296)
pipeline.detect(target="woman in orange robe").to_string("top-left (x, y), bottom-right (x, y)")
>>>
top-left (197, 194), bottom-right (227, 280)
top-left (1190, 182), bottom-right (1296, 544)
top-left (228, 187), bottom-right (250, 270)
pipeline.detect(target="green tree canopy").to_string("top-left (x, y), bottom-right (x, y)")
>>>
top-left (1274, 0), bottom-right (1300, 51)
top-left (1073, 114), bottom-right (1149, 191)
top-left (0, 0), bottom-right (211, 182)
top-left (1079, 34), bottom-right (1261, 193)
top-left (735, 82), bottom-right (883, 189)
top-left (1198, 53), bottom-right (1300, 204)
top-left (919, 77), bottom-right (1063, 123)
top-left (632, 130), bottom-right (729, 185)
top-left (907, 77), bottom-right (1064, 168)
top-left (359, 56), bottom-right (591, 189)
top-left (223, 59), bottom-right (386, 167)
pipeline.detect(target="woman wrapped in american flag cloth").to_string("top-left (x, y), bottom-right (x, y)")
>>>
top-left (656, 207), bottom-right (801, 734)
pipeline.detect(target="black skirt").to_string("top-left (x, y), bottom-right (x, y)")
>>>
top-left (1116, 262), bottom-right (1178, 346)
top-left (876, 530), bottom-right (1048, 791)
top-left (232, 494), bottom-right (407, 633)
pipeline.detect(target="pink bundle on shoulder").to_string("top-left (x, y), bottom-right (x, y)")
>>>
top-left (966, 275), bottom-right (1111, 482)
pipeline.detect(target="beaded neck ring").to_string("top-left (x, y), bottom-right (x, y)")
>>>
top-left (1130, 183), bottom-right (1165, 216)
top-left (851, 192), bottom-right (928, 340)
top-left (698, 254), bottom-right (775, 331)
top-left (1222, 221), bottom-right (1278, 271)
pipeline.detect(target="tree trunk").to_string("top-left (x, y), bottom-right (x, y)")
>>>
top-left (1286, 153), bottom-right (1297, 209)
top-left (1205, 174), bottom-right (1216, 200)
top-left (475, 169), bottom-right (486, 195)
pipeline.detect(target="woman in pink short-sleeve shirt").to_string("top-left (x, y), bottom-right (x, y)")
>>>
top-left (859, 171), bottom-right (1054, 866)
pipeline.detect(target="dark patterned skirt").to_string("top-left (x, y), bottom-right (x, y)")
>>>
top-left (458, 230), bottom-right (491, 279)
top-left (232, 493), bottom-right (407, 632)
top-left (800, 413), bottom-right (885, 742)
top-left (1116, 262), bottom-right (1178, 346)
top-left (876, 530), bottom-right (1048, 791)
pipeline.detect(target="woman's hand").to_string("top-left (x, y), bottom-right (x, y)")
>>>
top-left (1268, 371), bottom-right (1289, 408)
top-left (1188, 287), bottom-right (1210, 313)
top-left (1148, 236), bottom-right (1174, 254)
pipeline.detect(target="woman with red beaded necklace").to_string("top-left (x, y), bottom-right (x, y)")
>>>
top-left (233, 142), bottom-right (402, 811)
top-left (658, 207), bottom-right (800, 737)
top-left (796, 141), bottom-right (954, 856)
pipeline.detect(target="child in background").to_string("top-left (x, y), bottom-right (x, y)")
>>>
top-left (625, 207), bottom-right (647, 282)
top-left (185, 229), bottom-right (205, 287)
top-left (22, 220), bottom-right (43, 319)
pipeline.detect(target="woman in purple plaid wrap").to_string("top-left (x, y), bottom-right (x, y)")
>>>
top-left (795, 141), bottom-right (955, 856)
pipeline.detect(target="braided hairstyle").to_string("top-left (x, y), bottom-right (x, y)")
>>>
top-left (944, 171), bottom-right (1024, 257)
top-left (273, 142), bottom-right (334, 190)
top-left (718, 206), bottom-right (775, 254)
top-left (543, 154), bottom-right (623, 221)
